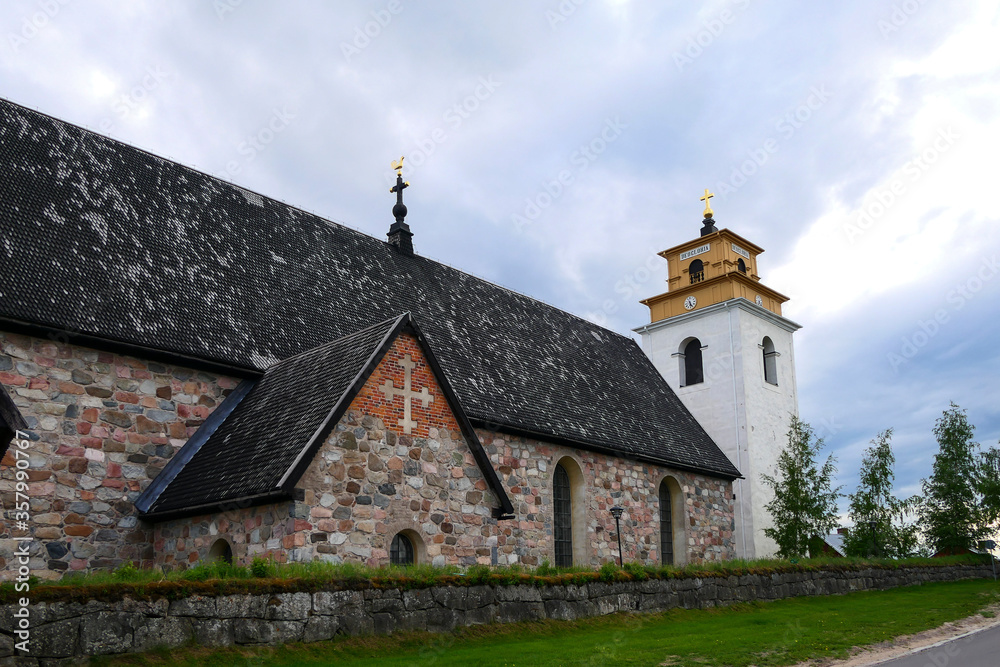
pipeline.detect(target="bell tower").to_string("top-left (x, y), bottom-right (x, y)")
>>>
top-left (634, 191), bottom-right (801, 559)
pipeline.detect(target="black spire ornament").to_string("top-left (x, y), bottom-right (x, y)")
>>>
top-left (387, 157), bottom-right (414, 255)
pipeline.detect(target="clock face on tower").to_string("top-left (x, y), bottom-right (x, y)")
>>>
top-left (684, 296), bottom-right (697, 310)
top-left (755, 295), bottom-right (763, 307)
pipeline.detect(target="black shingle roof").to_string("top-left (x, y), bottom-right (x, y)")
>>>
top-left (137, 314), bottom-right (516, 520)
top-left (0, 98), bottom-right (740, 480)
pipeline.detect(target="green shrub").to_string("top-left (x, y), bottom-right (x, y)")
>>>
top-left (466, 564), bottom-right (492, 585)
top-left (112, 560), bottom-right (142, 582)
top-left (250, 555), bottom-right (276, 578)
top-left (599, 561), bottom-right (620, 582)
top-left (623, 561), bottom-right (649, 581)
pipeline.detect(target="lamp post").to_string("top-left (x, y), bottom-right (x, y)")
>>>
top-left (868, 519), bottom-right (878, 559)
top-left (610, 506), bottom-right (625, 567)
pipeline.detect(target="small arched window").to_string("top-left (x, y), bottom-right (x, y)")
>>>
top-left (762, 336), bottom-right (778, 386)
top-left (209, 538), bottom-right (233, 565)
top-left (390, 532), bottom-right (415, 565)
top-left (680, 338), bottom-right (704, 387)
top-left (689, 259), bottom-right (705, 284)
top-left (737, 258), bottom-right (747, 274)
top-left (553, 463), bottom-right (573, 567)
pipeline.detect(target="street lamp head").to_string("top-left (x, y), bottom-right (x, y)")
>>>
top-left (610, 506), bottom-right (624, 520)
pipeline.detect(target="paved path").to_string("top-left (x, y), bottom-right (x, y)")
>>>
top-left (870, 623), bottom-right (1000, 667)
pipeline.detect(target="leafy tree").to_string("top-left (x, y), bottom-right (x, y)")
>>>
top-left (979, 445), bottom-right (1000, 540)
top-left (920, 404), bottom-right (989, 553)
top-left (762, 416), bottom-right (841, 558)
top-left (842, 429), bottom-right (919, 558)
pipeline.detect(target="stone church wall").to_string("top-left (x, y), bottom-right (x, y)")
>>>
top-left (154, 333), bottom-right (735, 569)
top-left (485, 432), bottom-right (734, 566)
top-left (157, 334), bottom-right (734, 566)
top-left (1, 329), bottom-right (735, 577)
top-left (0, 331), bottom-right (239, 579)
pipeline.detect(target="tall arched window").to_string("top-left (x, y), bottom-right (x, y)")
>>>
top-left (689, 259), bottom-right (705, 284)
top-left (390, 532), bottom-right (415, 565)
top-left (553, 463), bottom-right (573, 567)
top-left (680, 338), bottom-right (703, 387)
top-left (737, 258), bottom-right (747, 274)
top-left (762, 336), bottom-right (778, 386)
top-left (658, 477), bottom-right (685, 566)
top-left (659, 482), bottom-right (673, 566)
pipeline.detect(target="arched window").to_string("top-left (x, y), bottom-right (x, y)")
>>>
top-left (658, 477), bottom-right (685, 566)
top-left (762, 336), bottom-right (778, 386)
top-left (689, 259), bottom-right (705, 284)
top-left (390, 532), bottom-right (414, 565)
top-left (552, 457), bottom-right (587, 567)
top-left (659, 482), bottom-right (673, 566)
top-left (209, 538), bottom-right (233, 565)
top-left (680, 338), bottom-right (703, 387)
top-left (553, 463), bottom-right (573, 567)
top-left (737, 258), bottom-right (747, 274)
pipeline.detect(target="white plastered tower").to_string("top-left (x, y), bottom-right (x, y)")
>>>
top-left (634, 195), bottom-right (801, 559)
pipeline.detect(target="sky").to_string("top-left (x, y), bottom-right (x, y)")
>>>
top-left (2, 0), bottom-right (998, 525)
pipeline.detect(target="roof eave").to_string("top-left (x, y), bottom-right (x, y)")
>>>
top-left (468, 418), bottom-right (743, 481)
top-left (138, 490), bottom-right (295, 523)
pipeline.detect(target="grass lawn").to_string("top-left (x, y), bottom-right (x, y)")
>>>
top-left (97, 578), bottom-right (999, 667)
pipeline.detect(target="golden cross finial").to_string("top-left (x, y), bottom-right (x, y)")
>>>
top-left (391, 156), bottom-right (405, 173)
top-left (700, 188), bottom-right (715, 218)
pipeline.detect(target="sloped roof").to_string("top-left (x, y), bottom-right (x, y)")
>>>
top-left (0, 98), bottom-right (740, 480)
top-left (823, 532), bottom-right (846, 557)
top-left (137, 314), bottom-right (515, 520)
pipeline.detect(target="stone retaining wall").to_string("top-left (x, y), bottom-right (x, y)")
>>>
top-left (1, 564), bottom-right (992, 663)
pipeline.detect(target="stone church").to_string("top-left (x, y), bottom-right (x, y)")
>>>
top-left (0, 97), bottom-right (795, 579)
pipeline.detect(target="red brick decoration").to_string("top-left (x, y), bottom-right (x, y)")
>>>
top-left (350, 333), bottom-right (460, 439)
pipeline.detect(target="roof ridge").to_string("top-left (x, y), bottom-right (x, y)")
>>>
top-left (405, 251), bottom-right (638, 345)
top-left (0, 96), bottom-right (635, 348)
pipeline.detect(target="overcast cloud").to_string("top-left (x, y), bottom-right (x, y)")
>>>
top-left (2, 0), bottom-right (998, 523)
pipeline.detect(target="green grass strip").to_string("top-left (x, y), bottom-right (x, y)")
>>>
top-left (94, 578), bottom-right (999, 667)
top-left (4, 555), bottom-right (986, 604)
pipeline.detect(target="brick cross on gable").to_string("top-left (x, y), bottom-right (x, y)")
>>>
top-left (379, 354), bottom-right (433, 434)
